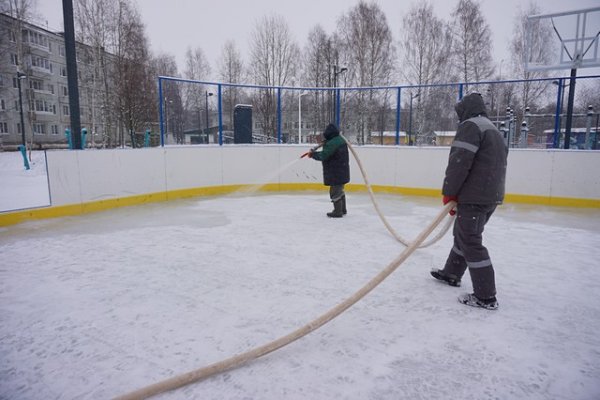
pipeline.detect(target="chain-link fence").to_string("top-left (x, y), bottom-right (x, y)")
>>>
top-left (158, 75), bottom-right (600, 149)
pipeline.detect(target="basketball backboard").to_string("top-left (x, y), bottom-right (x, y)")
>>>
top-left (525, 7), bottom-right (600, 72)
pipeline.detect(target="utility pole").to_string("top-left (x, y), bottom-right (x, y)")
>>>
top-left (62, 0), bottom-right (82, 149)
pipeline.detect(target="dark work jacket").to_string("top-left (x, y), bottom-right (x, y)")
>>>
top-left (312, 135), bottom-right (350, 186)
top-left (442, 93), bottom-right (508, 204)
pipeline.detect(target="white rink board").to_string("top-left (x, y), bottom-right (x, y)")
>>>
top-left (44, 146), bottom-right (600, 207)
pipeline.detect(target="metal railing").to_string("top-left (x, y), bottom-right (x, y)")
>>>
top-left (157, 75), bottom-right (600, 150)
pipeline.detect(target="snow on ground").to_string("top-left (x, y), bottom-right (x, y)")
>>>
top-left (0, 150), bottom-right (50, 212)
top-left (1, 191), bottom-right (600, 400)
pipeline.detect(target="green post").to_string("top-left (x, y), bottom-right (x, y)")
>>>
top-left (81, 128), bottom-right (87, 149)
top-left (18, 144), bottom-right (30, 170)
top-left (65, 128), bottom-right (73, 149)
top-left (144, 129), bottom-right (151, 147)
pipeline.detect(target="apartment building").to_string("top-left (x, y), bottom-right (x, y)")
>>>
top-left (0, 13), bottom-right (113, 149)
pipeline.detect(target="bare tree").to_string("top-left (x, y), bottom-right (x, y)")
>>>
top-left (217, 40), bottom-right (244, 129)
top-left (249, 13), bottom-right (299, 140)
top-left (113, 0), bottom-right (154, 147)
top-left (151, 53), bottom-right (182, 144)
top-left (400, 2), bottom-right (453, 86)
top-left (338, 0), bottom-right (396, 143)
top-left (75, 0), bottom-right (117, 147)
top-left (509, 2), bottom-right (553, 110)
top-left (183, 46), bottom-right (211, 141)
top-left (301, 25), bottom-right (338, 135)
top-left (578, 79), bottom-right (600, 109)
top-left (451, 0), bottom-right (494, 86)
top-left (400, 1), bottom-right (454, 139)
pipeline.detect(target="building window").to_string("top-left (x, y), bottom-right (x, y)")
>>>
top-left (17, 123), bottom-right (22, 134)
top-left (31, 55), bottom-right (52, 72)
top-left (24, 30), bottom-right (49, 49)
top-left (48, 84), bottom-right (54, 94)
top-left (0, 74), bottom-right (4, 87)
top-left (33, 123), bottom-right (47, 135)
top-left (60, 66), bottom-right (67, 77)
top-left (0, 99), bottom-right (5, 111)
top-left (62, 86), bottom-right (68, 96)
top-left (59, 46), bottom-right (65, 57)
top-left (9, 30), bottom-right (16, 43)
top-left (51, 125), bottom-right (59, 135)
top-left (35, 100), bottom-right (53, 113)
top-left (10, 54), bottom-right (18, 65)
top-left (0, 122), bottom-right (8, 134)
top-left (63, 105), bottom-right (70, 116)
top-left (30, 79), bottom-right (44, 91)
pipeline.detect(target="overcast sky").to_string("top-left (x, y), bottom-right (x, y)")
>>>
top-left (35, 0), bottom-right (600, 80)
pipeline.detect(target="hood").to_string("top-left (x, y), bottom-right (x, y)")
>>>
top-left (455, 93), bottom-right (488, 122)
top-left (323, 123), bottom-right (340, 140)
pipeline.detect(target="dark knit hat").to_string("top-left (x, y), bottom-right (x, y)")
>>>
top-left (323, 123), bottom-right (340, 140)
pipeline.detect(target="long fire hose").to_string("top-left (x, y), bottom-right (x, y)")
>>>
top-left (115, 141), bottom-right (456, 399)
top-left (115, 201), bottom-right (454, 400)
top-left (341, 135), bottom-right (454, 248)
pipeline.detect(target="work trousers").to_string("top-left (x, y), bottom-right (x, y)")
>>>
top-left (443, 203), bottom-right (498, 299)
top-left (329, 184), bottom-right (345, 202)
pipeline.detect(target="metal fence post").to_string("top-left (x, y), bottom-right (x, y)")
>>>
top-left (395, 87), bottom-right (401, 146)
top-left (277, 88), bottom-right (282, 143)
top-left (218, 84), bottom-right (223, 146)
top-left (158, 77), bottom-right (164, 147)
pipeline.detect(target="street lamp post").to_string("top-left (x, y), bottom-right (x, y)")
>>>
top-left (332, 65), bottom-right (347, 125)
top-left (298, 91), bottom-right (308, 144)
top-left (408, 92), bottom-right (419, 146)
top-left (205, 91), bottom-right (213, 144)
top-left (16, 72), bottom-right (27, 147)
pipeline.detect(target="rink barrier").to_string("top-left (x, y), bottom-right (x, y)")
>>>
top-left (0, 146), bottom-right (599, 227)
top-left (0, 183), bottom-right (597, 228)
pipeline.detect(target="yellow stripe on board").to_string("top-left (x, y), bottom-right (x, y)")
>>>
top-left (504, 193), bottom-right (600, 208)
top-left (1, 184), bottom-right (598, 227)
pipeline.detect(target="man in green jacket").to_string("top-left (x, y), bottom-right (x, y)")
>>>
top-left (308, 124), bottom-right (350, 218)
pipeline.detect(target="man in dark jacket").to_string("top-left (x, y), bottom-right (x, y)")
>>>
top-left (431, 92), bottom-right (508, 310)
top-left (308, 123), bottom-right (350, 218)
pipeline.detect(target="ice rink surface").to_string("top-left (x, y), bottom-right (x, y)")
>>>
top-left (1, 192), bottom-right (600, 399)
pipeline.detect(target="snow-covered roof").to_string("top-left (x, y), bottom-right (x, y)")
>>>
top-left (433, 131), bottom-right (456, 137)
top-left (369, 131), bottom-right (407, 137)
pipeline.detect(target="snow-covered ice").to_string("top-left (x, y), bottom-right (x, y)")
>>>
top-left (1, 188), bottom-right (600, 399)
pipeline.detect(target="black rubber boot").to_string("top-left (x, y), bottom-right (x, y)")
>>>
top-left (430, 269), bottom-right (461, 287)
top-left (327, 199), bottom-right (344, 218)
top-left (341, 195), bottom-right (347, 215)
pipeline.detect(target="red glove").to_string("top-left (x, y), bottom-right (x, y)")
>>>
top-left (443, 195), bottom-right (458, 216)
